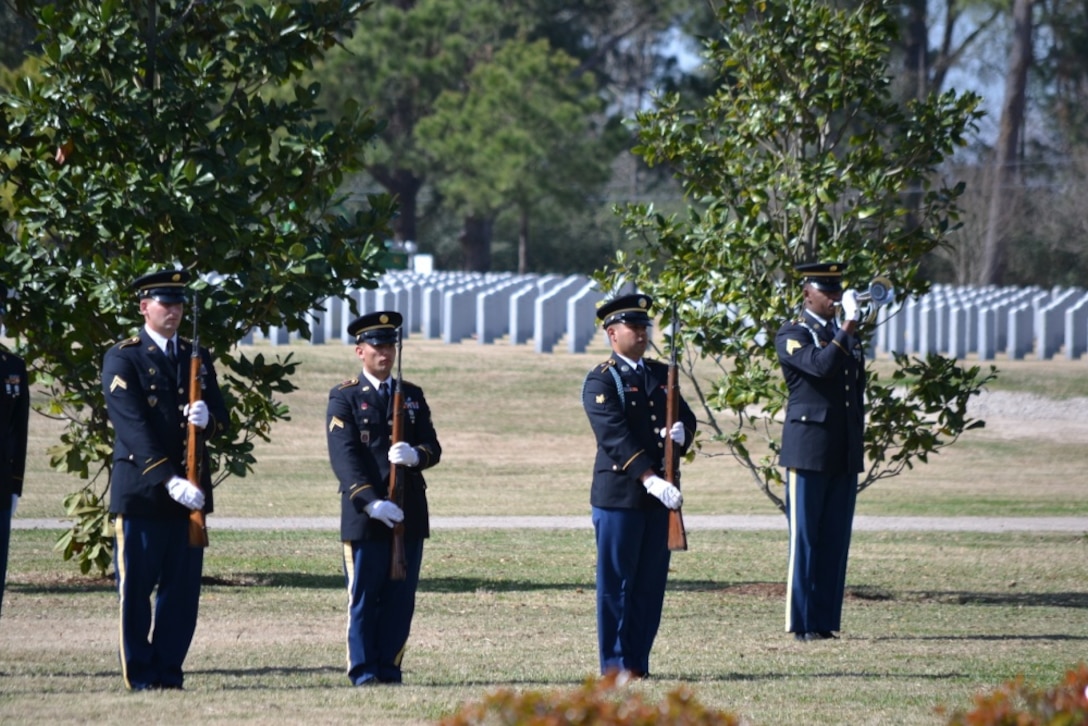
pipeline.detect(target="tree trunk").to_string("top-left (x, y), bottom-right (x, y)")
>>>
top-left (459, 214), bottom-right (493, 272)
top-left (517, 208), bottom-right (530, 275)
top-left (980, 0), bottom-right (1034, 285)
top-left (390, 169), bottom-right (422, 244)
top-left (902, 0), bottom-right (928, 100)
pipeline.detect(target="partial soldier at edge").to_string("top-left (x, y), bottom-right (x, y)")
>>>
top-left (0, 284), bottom-right (29, 620)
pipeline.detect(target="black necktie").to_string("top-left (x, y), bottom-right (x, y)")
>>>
top-left (378, 381), bottom-right (390, 409)
top-left (166, 339), bottom-right (177, 365)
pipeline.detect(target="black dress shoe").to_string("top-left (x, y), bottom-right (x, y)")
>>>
top-left (794, 631), bottom-right (837, 642)
top-left (816, 631), bottom-right (839, 639)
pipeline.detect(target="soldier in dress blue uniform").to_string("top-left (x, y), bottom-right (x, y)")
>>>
top-left (581, 294), bottom-right (697, 678)
top-left (102, 269), bottom-right (228, 689)
top-left (326, 311), bottom-right (441, 686)
top-left (774, 261), bottom-right (866, 642)
top-left (0, 285), bottom-right (30, 620)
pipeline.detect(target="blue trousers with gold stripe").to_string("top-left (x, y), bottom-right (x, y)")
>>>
top-left (342, 537), bottom-right (424, 685)
top-left (785, 468), bottom-right (857, 635)
top-left (114, 515), bottom-right (203, 690)
top-left (592, 505), bottom-right (671, 676)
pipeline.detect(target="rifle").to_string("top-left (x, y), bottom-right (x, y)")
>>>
top-left (186, 291), bottom-right (209, 548)
top-left (387, 328), bottom-right (407, 580)
top-left (664, 302), bottom-right (688, 551)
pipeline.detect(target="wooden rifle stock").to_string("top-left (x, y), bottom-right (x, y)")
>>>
top-left (664, 310), bottom-right (687, 552)
top-left (387, 330), bottom-right (407, 580)
top-left (186, 343), bottom-right (208, 548)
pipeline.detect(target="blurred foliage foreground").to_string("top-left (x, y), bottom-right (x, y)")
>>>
top-left (440, 664), bottom-right (1088, 725)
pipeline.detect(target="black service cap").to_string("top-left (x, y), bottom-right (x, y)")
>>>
top-left (795, 261), bottom-right (846, 292)
top-left (348, 311), bottom-right (403, 344)
top-left (133, 269), bottom-right (190, 303)
top-left (596, 294), bottom-right (653, 328)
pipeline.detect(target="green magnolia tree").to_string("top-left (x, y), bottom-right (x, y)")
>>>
top-left (0, 0), bottom-right (396, 573)
top-left (599, 0), bottom-right (997, 510)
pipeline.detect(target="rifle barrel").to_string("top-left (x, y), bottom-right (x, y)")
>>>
top-left (186, 291), bottom-right (208, 548)
top-left (388, 328), bottom-right (407, 580)
top-left (665, 305), bottom-right (687, 551)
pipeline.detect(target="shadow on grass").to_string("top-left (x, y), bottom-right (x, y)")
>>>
top-left (422, 576), bottom-right (594, 593)
top-left (905, 590), bottom-right (1088, 608)
top-left (672, 580), bottom-right (1088, 609)
top-left (201, 572), bottom-right (598, 592)
top-left (15, 573), bottom-right (1088, 611)
top-left (8, 579), bottom-right (115, 595)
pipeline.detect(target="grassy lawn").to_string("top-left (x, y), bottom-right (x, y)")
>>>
top-left (3, 339), bottom-right (1087, 724)
top-left (3, 528), bottom-right (1086, 724)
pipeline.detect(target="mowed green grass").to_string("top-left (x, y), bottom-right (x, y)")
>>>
top-left (3, 338), bottom-right (1087, 725)
top-left (3, 528), bottom-right (1086, 725)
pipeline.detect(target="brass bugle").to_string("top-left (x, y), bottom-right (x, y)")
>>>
top-left (836, 276), bottom-right (895, 325)
top-left (856, 276), bottom-right (894, 306)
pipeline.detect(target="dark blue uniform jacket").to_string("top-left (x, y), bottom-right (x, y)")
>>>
top-left (775, 312), bottom-right (866, 474)
top-left (326, 376), bottom-right (441, 542)
top-left (102, 330), bottom-right (229, 518)
top-left (582, 353), bottom-right (697, 509)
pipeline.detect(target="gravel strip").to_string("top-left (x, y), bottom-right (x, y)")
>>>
top-left (969, 389), bottom-right (1088, 421)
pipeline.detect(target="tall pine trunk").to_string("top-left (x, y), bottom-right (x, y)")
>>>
top-left (459, 214), bottom-right (493, 272)
top-left (981, 0), bottom-right (1034, 285)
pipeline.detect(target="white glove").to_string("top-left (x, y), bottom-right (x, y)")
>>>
top-left (184, 400), bottom-right (209, 429)
top-left (10, 494), bottom-right (17, 517)
top-left (166, 475), bottom-right (205, 511)
top-left (643, 475), bottom-right (683, 510)
top-left (840, 289), bottom-right (860, 323)
top-left (388, 441), bottom-right (420, 468)
top-left (660, 421), bottom-right (685, 445)
top-left (364, 499), bottom-right (405, 528)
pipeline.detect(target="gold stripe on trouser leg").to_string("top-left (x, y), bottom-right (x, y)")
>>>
top-left (342, 541), bottom-right (354, 675)
top-left (115, 515), bottom-right (132, 688)
top-left (785, 469), bottom-right (798, 633)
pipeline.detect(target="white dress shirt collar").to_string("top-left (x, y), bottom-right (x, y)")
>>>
top-left (614, 352), bottom-right (642, 370)
top-left (361, 370), bottom-right (392, 391)
top-left (145, 326), bottom-right (176, 355)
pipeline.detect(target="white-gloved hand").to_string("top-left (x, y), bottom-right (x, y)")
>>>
top-left (364, 500), bottom-right (405, 528)
top-left (660, 421), bottom-right (685, 445)
top-left (840, 289), bottom-right (860, 323)
top-left (643, 475), bottom-right (683, 510)
top-left (184, 400), bottom-right (209, 429)
top-left (166, 475), bottom-right (205, 511)
top-left (388, 441), bottom-right (420, 468)
top-left (10, 494), bottom-right (18, 517)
